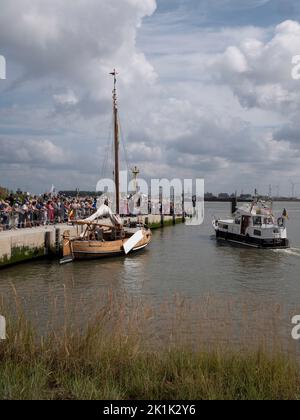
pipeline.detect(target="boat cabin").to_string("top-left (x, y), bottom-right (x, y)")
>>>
top-left (213, 200), bottom-right (289, 248)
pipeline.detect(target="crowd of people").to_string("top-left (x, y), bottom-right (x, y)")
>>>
top-left (0, 189), bottom-right (184, 231)
top-left (0, 192), bottom-right (97, 231)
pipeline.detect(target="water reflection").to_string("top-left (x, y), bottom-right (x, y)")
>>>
top-left (122, 256), bottom-right (146, 295)
top-left (0, 202), bottom-right (300, 344)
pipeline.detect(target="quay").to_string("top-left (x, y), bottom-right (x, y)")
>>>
top-left (0, 214), bottom-right (184, 268)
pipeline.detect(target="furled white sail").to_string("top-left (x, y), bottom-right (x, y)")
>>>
top-left (83, 204), bottom-right (122, 226)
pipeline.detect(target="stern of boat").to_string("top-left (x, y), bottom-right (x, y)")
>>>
top-left (127, 227), bottom-right (152, 253)
top-left (62, 230), bottom-right (72, 258)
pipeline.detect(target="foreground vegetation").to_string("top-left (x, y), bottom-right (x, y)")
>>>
top-left (0, 308), bottom-right (300, 401)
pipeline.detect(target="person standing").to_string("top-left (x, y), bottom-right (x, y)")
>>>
top-left (47, 201), bottom-right (55, 224)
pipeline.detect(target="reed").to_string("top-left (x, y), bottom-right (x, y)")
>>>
top-left (0, 291), bottom-right (300, 400)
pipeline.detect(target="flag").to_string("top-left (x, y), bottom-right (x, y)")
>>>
top-left (282, 209), bottom-right (289, 219)
top-left (49, 185), bottom-right (56, 195)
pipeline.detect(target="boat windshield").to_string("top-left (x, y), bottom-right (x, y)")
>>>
top-left (253, 216), bottom-right (262, 226)
top-left (263, 217), bottom-right (274, 225)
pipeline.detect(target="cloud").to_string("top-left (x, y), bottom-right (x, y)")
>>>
top-left (0, 0), bottom-right (157, 100)
top-left (221, 46), bottom-right (249, 73)
top-left (212, 20), bottom-right (300, 113)
top-left (154, 0), bottom-right (288, 29)
top-left (136, 14), bottom-right (300, 192)
top-left (53, 90), bottom-right (79, 107)
top-left (0, 134), bottom-right (110, 192)
top-left (210, 0), bottom-right (271, 11)
top-left (1, 1), bottom-right (300, 194)
top-left (0, 138), bottom-right (66, 166)
top-left (0, 0), bottom-right (160, 190)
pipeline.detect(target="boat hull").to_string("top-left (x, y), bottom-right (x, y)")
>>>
top-left (63, 229), bottom-right (152, 261)
top-left (215, 229), bottom-right (290, 249)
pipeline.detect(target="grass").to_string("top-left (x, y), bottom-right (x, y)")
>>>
top-left (0, 293), bottom-right (300, 400)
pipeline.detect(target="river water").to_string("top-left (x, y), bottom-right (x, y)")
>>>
top-left (1, 202), bottom-right (300, 348)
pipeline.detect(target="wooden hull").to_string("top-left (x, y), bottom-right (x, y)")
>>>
top-left (63, 228), bottom-right (151, 261)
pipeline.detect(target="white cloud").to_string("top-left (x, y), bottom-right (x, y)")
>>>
top-left (221, 46), bottom-right (249, 74)
top-left (0, 138), bottom-right (66, 166)
top-left (0, 0), bottom-right (157, 98)
top-left (1, 1), bottom-right (300, 194)
top-left (213, 20), bottom-right (300, 113)
top-left (54, 90), bottom-right (79, 106)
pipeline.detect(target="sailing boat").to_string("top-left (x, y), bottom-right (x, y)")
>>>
top-left (61, 70), bottom-right (152, 263)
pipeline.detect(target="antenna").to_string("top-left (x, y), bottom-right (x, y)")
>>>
top-left (268, 184), bottom-right (272, 198)
top-left (290, 180), bottom-right (299, 198)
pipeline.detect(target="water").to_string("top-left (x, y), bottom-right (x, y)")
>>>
top-left (1, 202), bottom-right (300, 345)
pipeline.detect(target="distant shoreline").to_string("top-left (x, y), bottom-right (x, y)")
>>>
top-left (204, 198), bottom-right (300, 203)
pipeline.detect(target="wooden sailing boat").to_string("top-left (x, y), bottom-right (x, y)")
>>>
top-left (61, 70), bottom-right (152, 263)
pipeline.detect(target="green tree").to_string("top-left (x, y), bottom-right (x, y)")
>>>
top-left (0, 186), bottom-right (8, 200)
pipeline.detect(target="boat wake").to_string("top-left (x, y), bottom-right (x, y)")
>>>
top-left (273, 247), bottom-right (300, 257)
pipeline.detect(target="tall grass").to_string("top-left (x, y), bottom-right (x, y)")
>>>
top-left (0, 291), bottom-right (300, 400)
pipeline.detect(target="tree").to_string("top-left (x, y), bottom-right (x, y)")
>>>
top-left (0, 186), bottom-right (8, 200)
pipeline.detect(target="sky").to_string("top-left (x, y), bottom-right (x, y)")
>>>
top-left (1, 0), bottom-right (300, 196)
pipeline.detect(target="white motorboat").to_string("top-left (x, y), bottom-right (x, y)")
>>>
top-left (212, 199), bottom-right (290, 249)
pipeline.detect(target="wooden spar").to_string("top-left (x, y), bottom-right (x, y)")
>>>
top-left (111, 69), bottom-right (120, 215)
top-left (72, 220), bottom-right (116, 228)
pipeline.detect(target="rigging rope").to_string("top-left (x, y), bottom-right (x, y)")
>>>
top-left (118, 111), bottom-right (131, 175)
top-left (100, 113), bottom-right (114, 179)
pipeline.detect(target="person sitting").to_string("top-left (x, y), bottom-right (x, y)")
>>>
top-left (95, 227), bottom-right (104, 241)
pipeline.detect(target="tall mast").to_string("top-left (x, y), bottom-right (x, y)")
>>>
top-left (110, 69), bottom-right (120, 214)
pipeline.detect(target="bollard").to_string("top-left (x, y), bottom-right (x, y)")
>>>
top-left (55, 228), bottom-right (61, 255)
top-left (45, 231), bottom-right (51, 255)
top-left (171, 186), bottom-right (176, 225)
top-left (231, 196), bottom-right (238, 215)
top-left (159, 186), bottom-right (164, 228)
top-left (148, 185), bottom-right (152, 215)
